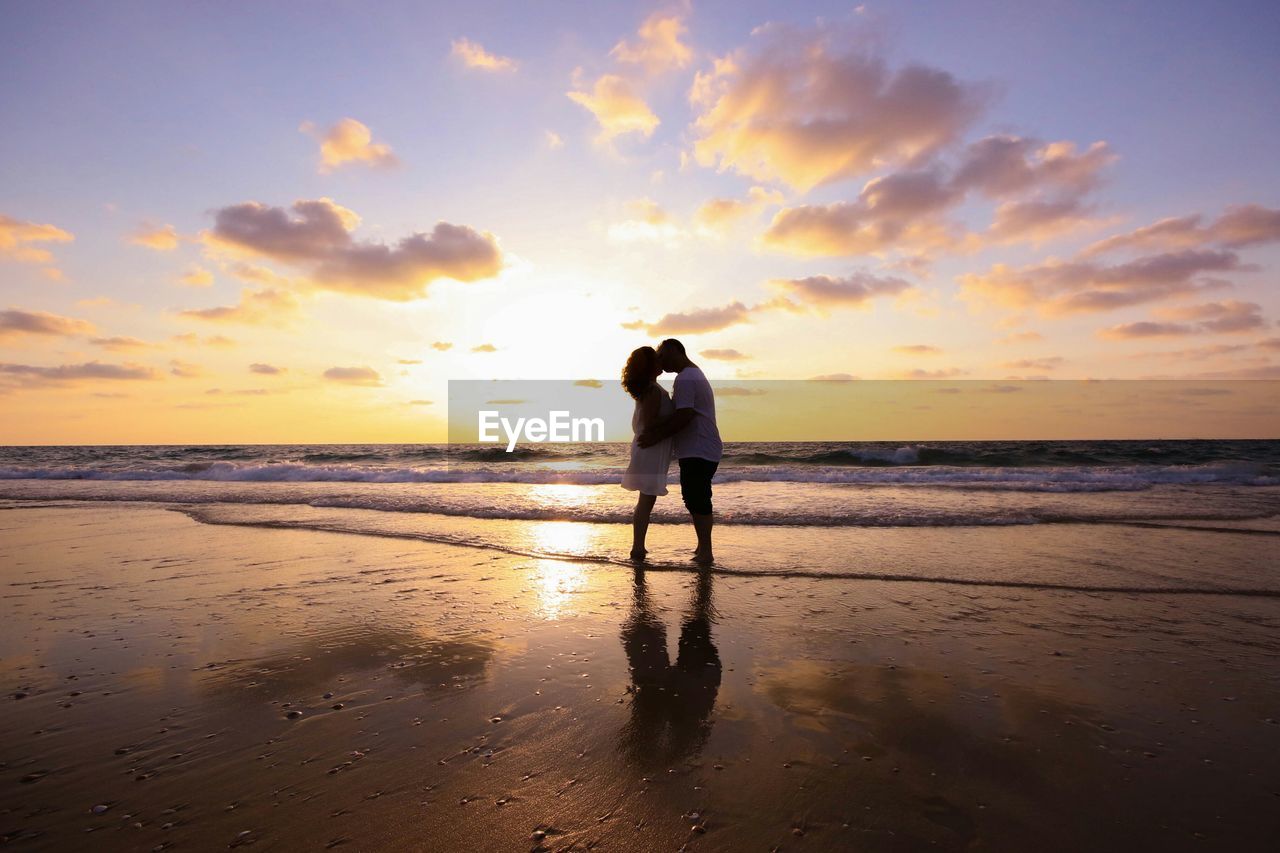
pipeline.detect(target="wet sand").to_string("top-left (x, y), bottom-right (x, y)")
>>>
top-left (2, 504), bottom-right (1278, 851)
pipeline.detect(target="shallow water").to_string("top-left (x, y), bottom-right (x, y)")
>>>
top-left (2, 504), bottom-right (1278, 851)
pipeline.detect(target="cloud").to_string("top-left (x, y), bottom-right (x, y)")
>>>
top-left (985, 197), bottom-right (1104, 244)
top-left (1152, 300), bottom-right (1265, 333)
top-left (608, 198), bottom-right (682, 243)
top-left (471, 343), bottom-right (498, 352)
top-left (301, 118), bottom-right (399, 173)
top-left (90, 336), bottom-right (154, 351)
top-left (0, 308), bottom-right (94, 339)
top-left (761, 135), bottom-right (1114, 256)
top-left (323, 366), bottom-right (382, 386)
top-left (545, 130), bottom-right (564, 149)
top-left (688, 22), bottom-right (984, 191)
top-left (180, 266), bottom-right (214, 287)
top-left (0, 213), bottom-right (74, 272)
top-left (574, 379), bottom-right (604, 388)
top-left (205, 198), bottom-right (503, 300)
top-left (1082, 204), bottom-right (1280, 257)
top-left (952, 137), bottom-right (1115, 199)
top-left (693, 187), bottom-right (784, 234)
top-left (0, 360), bottom-right (159, 388)
top-left (129, 222), bottom-right (180, 251)
top-left (893, 344), bottom-right (941, 355)
top-left (451, 38), bottom-right (518, 72)
top-left (635, 301), bottom-right (753, 335)
top-left (701, 348), bottom-right (750, 361)
top-left (568, 74), bottom-right (660, 143)
top-left (771, 271), bottom-right (912, 307)
top-left (172, 333), bottom-right (236, 347)
top-left (1001, 356), bottom-right (1065, 370)
top-left (610, 9), bottom-right (692, 75)
top-left (1096, 321), bottom-right (1196, 340)
top-left (170, 359), bottom-right (205, 378)
top-left (431, 341), bottom-right (453, 351)
top-left (810, 373), bottom-right (858, 381)
top-left (1100, 300), bottom-right (1268, 341)
top-left (1258, 337), bottom-right (1280, 352)
top-left (396, 358), bottom-right (422, 365)
top-left (249, 363), bottom-right (286, 375)
top-left (959, 249), bottom-right (1243, 315)
top-left (407, 399), bottom-right (434, 406)
top-left (900, 367), bottom-right (967, 379)
top-left (180, 287), bottom-right (301, 325)
top-left (760, 170), bottom-right (963, 256)
top-left (996, 331), bottom-right (1044, 344)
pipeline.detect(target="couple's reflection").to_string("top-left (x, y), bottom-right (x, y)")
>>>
top-left (618, 568), bottom-right (721, 768)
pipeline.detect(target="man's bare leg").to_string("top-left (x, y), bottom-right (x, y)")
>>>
top-left (691, 512), bottom-right (713, 564)
top-left (631, 493), bottom-right (657, 561)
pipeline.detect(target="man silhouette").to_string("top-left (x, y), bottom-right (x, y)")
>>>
top-left (638, 338), bottom-right (723, 564)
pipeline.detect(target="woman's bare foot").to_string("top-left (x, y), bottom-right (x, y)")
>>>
top-left (692, 549), bottom-right (713, 565)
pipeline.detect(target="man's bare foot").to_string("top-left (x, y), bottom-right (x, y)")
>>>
top-left (692, 550), bottom-right (713, 565)
top-left (629, 548), bottom-right (647, 562)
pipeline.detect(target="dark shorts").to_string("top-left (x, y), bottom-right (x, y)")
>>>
top-left (678, 457), bottom-right (719, 515)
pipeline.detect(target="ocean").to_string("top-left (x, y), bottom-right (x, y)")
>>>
top-left (1, 440), bottom-right (1277, 593)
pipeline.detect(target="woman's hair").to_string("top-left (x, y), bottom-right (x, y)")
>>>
top-left (621, 346), bottom-right (658, 400)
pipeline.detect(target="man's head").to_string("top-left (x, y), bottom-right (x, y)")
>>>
top-left (656, 338), bottom-right (688, 372)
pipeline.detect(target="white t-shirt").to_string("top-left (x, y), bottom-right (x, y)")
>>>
top-left (671, 365), bottom-right (723, 462)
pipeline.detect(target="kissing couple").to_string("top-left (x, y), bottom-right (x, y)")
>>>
top-left (619, 338), bottom-right (723, 565)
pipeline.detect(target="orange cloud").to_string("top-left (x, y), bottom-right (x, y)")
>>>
top-left (169, 359), bottom-right (203, 378)
top-left (893, 344), bottom-right (942, 355)
top-left (568, 74), bottom-right (660, 143)
top-left (762, 135), bottom-right (1114, 256)
top-left (130, 222), bottom-right (181, 251)
top-left (249, 363), bottom-right (286, 375)
top-left (301, 118), bottom-right (398, 173)
top-left (960, 249), bottom-right (1243, 316)
top-left (693, 187), bottom-right (783, 234)
top-left (1096, 321), bottom-right (1196, 340)
top-left (689, 22), bottom-right (983, 191)
top-left (1082, 204), bottom-right (1280, 257)
top-left (90, 336), bottom-right (154, 351)
top-left (471, 343), bottom-right (497, 352)
top-left (608, 198), bottom-right (682, 243)
top-left (0, 361), bottom-right (159, 389)
top-left (770, 271), bottom-right (912, 307)
top-left (180, 288), bottom-right (300, 325)
top-left (323, 366), bottom-right (382, 386)
top-left (180, 266), bottom-right (214, 287)
top-left (432, 341), bottom-right (453, 351)
top-left (610, 9), bottom-right (692, 75)
top-left (205, 198), bottom-right (503, 300)
top-left (0, 213), bottom-right (73, 273)
top-left (635, 301), bottom-right (753, 335)
top-left (451, 38), bottom-right (518, 72)
top-left (996, 331), bottom-right (1044, 345)
top-left (701, 348), bottom-right (750, 361)
top-left (1153, 300), bottom-right (1265, 333)
top-left (952, 137), bottom-right (1115, 199)
top-left (1001, 356), bottom-right (1065, 370)
top-left (0, 308), bottom-right (94, 339)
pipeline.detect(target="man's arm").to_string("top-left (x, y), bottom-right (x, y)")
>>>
top-left (637, 407), bottom-right (694, 448)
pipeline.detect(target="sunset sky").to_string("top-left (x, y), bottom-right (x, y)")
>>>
top-left (2, 0), bottom-right (1278, 443)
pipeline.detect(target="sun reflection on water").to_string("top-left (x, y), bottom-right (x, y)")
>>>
top-left (530, 559), bottom-right (588, 620)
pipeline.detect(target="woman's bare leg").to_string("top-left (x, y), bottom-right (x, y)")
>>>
top-left (631, 493), bottom-right (657, 560)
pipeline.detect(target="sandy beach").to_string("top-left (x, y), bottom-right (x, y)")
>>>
top-left (2, 501), bottom-right (1278, 851)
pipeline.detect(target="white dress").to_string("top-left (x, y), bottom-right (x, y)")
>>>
top-left (620, 385), bottom-right (674, 496)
